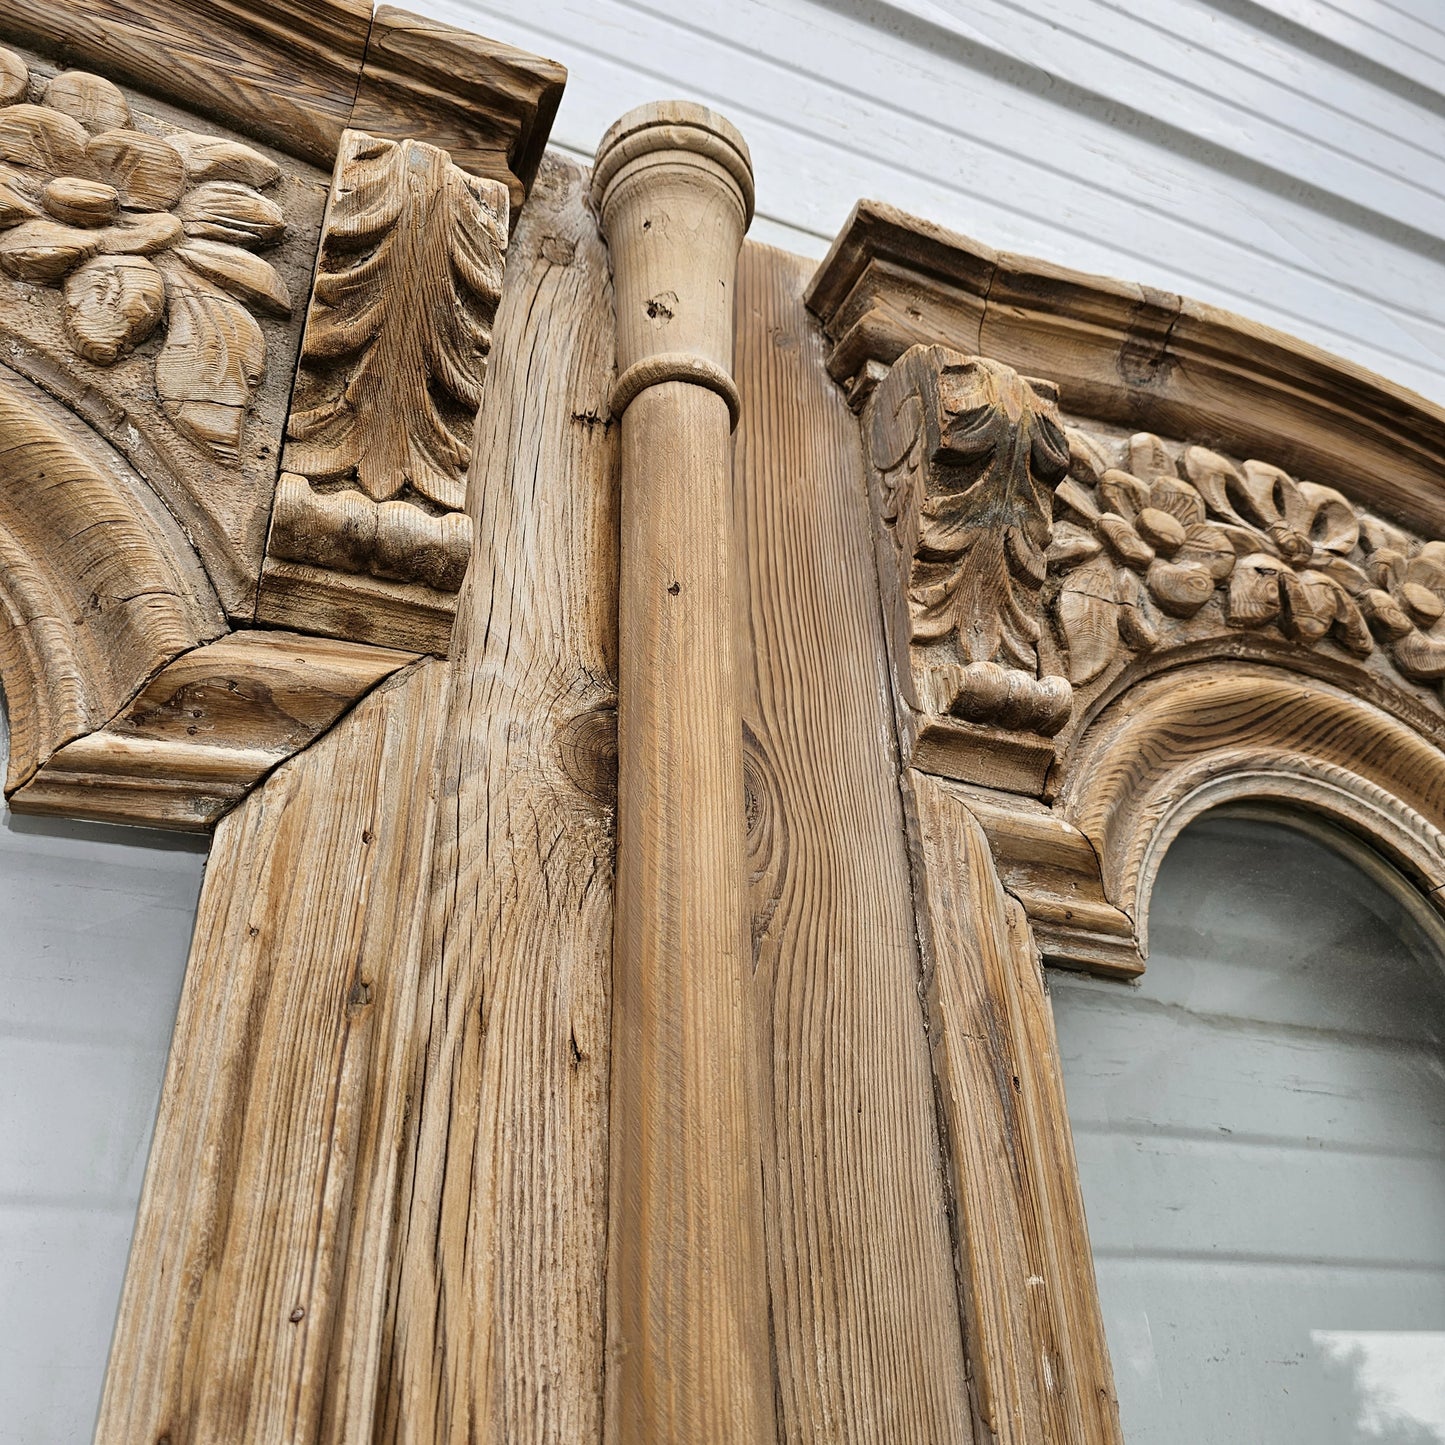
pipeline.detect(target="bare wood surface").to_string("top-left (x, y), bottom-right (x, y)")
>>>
top-left (351, 6), bottom-right (565, 217)
top-left (592, 103), bottom-right (775, 1445)
top-left (11, 629), bottom-right (415, 829)
top-left (1055, 660), bottom-right (1445, 957)
top-left (733, 241), bottom-right (975, 1443)
top-left (807, 200), bottom-right (1445, 541)
top-left (0, 361), bottom-right (222, 792)
top-left (378, 153), bottom-right (618, 1445)
top-left (95, 658), bottom-right (448, 1445)
top-left (0, 0), bottom-right (373, 171)
top-left (259, 126), bottom-right (509, 653)
top-left (910, 767), bottom-right (1122, 1445)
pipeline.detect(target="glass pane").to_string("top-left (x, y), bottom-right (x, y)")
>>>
top-left (1051, 812), bottom-right (1445, 1444)
top-left (0, 707), bottom-right (205, 1443)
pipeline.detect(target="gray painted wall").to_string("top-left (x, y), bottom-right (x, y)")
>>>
top-left (0, 715), bottom-right (205, 1444)
top-left (1052, 814), bottom-right (1445, 1443)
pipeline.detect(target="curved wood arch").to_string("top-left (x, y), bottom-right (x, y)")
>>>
top-left (0, 362), bottom-right (223, 790)
top-left (1054, 660), bottom-right (1445, 960)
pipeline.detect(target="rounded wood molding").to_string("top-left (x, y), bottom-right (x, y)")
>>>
top-left (0, 363), bottom-right (224, 791)
top-left (1054, 660), bottom-right (1445, 958)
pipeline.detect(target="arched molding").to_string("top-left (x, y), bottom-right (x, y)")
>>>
top-left (0, 362), bottom-right (223, 790)
top-left (1053, 660), bottom-right (1445, 963)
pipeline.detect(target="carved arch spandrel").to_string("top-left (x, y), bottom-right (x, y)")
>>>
top-left (0, 360), bottom-right (223, 790)
top-left (1054, 661), bottom-right (1445, 958)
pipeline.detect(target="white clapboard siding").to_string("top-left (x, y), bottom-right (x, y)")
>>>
top-left (421, 0), bottom-right (1445, 402)
top-left (0, 716), bottom-right (204, 1445)
top-left (1051, 813), bottom-right (1445, 1445)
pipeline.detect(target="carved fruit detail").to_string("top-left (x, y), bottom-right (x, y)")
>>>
top-left (0, 47), bottom-right (291, 459)
top-left (1049, 430), bottom-right (1443, 694)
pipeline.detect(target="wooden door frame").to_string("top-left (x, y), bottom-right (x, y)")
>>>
top-left (4, 7), bottom-right (1445, 1440)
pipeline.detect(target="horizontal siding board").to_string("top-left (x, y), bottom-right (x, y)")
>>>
top-left (424, 0), bottom-right (1445, 400)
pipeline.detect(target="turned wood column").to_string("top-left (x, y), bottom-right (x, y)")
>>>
top-left (592, 103), bottom-right (776, 1444)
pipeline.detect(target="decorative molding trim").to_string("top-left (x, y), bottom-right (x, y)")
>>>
top-left (258, 128), bottom-right (508, 653)
top-left (0, 2), bottom-right (565, 206)
top-left (806, 199), bottom-right (1445, 543)
top-left (11, 629), bottom-right (417, 829)
top-left (0, 362), bottom-right (224, 792)
top-left (863, 343), bottom-right (1073, 793)
top-left (1054, 662), bottom-right (1445, 959)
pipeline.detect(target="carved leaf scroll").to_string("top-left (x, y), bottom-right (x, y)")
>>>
top-left (866, 345), bottom-right (1073, 739)
top-left (0, 46), bottom-right (291, 460)
top-left (284, 130), bottom-right (508, 513)
top-left (1049, 429), bottom-right (1445, 698)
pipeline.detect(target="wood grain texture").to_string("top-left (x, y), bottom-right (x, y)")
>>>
top-left (95, 657), bottom-right (448, 1445)
top-left (11, 629), bottom-right (415, 829)
top-left (733, 242), bottom-right (975, 1442)
top-left (592, 103), bottom-right (775, 1445)
top-left (0, 0), bottom-right (373, 171)
top-left (259, 126), bottom-right (509, 652)
top-left (0, 1), bottom-right (565, 214)
top-left (1055, 660), bottom-right (1445, 959)
top-left (351, 6), bottom-right (565, 217)
top-left (909, 767), bottom-right (1122, 1445)
top-left (378, 153), bottom-right (618, 1445)
top-left (807, 200), bottom-right (1445, 541)
top-left (0, 361), bottom-right (223, 793)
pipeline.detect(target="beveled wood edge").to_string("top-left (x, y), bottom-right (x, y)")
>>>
top-left (1053, 659), bottom-right (1445, 961)
top-left (0, 1), bottom-right (565, 214)
top-left (805, 198), bottom-right (1445, 540)
top-left (7, 630), bottom-right (419, 830)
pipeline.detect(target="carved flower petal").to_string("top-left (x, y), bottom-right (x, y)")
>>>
top-left (155, 256), bottom-right (264, 459)
top-left (62, 254), bottom-right (165, 364)
top-left (1240, 459), bottom-right (1305, 534)
top-left (1067, 428), bottom-right (1112, 484)
top-left (1296, 481), bottom-right (1359, 557)
top-left (1046, 520), bottom-right (1101, 570)
top-left (43, 71), bottom-right (130, 133)
top-left (1405, 541), bottom-right (1445, 597)
top-left (174, 239), bottom-right (291, 316)
top-left (86, 130), bottom-right (185, 210)
top-left (1181, 445), bottom-right (1251, 528)
top-left (176, 181), bottom-right (285, 245)
top-left (95, 210), bottom-right (183, 255)
top-left (1391, 625), bottom-right (1445, 682)
top-left (0, 102), bottom-right (88, 173)
top-left (1329, 589), bottom-right (1373, 657)
top-left (1127, 433), bottom-right (1176, 484)
top-left (0, 216), bottom-right (99, 280)
top-left (1146, 475), bottom-right (1205, 526)
top-left (0, 168), bottom-right (39, 228)
top-left (1097, 511), bottom-right (1154, 571)
top-left (1226, 554), bottom-right (1283, 627)
top-left (1055, 556), bottom-right (1121, 685)
top-left (1279, 570), bottom-right (1343, 644)
top-left (1054, 475), bottom-right (1102, 524)
top-left (42, 176), bottom-right (118, 227)
top-left (1177, 522), bottom-right (1236, 580)
top-left (1099, 468), bottom-right (1150, 521)
top-left (0, 46), bottom-right (28, 106)
top-left (165, 133), bottom-right (281, 188)
top-left (1145, 558), bottom-right (1214, 618)
top-left (1361, 587), bottom-right (1413, 641)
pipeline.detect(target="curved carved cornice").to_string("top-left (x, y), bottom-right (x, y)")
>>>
top-left (0, 362), bottom-right (223, 790)
top-left (808, 199), bottom-right (1445, 542)
top-left (1054, 662), bottom-right (1445, 959)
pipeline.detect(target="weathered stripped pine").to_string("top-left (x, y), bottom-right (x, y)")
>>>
top-left (378, 153), bottom-right (618, 1445)
top-left (732, 241), bottom-right (976, 1443)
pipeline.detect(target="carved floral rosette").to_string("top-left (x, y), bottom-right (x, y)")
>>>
top-left (0, 44), bottom-right (291, 461)
top-left (1048, 428), bottom-right (1445, 699)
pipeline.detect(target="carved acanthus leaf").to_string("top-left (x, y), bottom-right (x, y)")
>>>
top-left (1049, 429), bottom-right (1445, 696)
top-left (865, 345), bottom-right (1073, 745)
top-left (284, 130), bottom-right (508, 512)
top-left (0, 45), bottom-right (292, 460)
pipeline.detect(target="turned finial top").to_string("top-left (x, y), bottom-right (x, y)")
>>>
top-left (591, 100), bottom-right (754, 224)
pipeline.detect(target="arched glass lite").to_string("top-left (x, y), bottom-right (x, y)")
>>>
top-left (1052, 811), bottom-right (1445, 1444)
